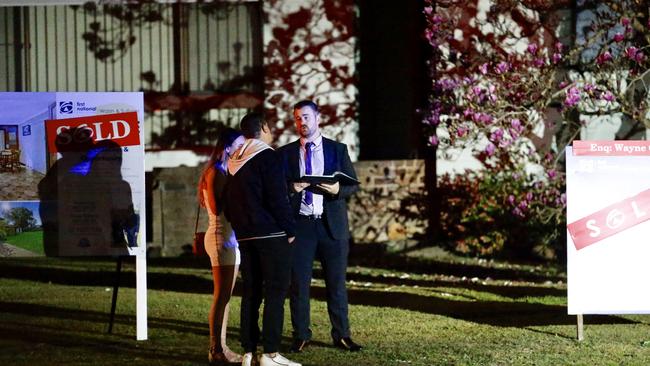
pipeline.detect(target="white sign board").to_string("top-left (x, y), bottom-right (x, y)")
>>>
top-left (0, 92), bottom-right (147, 340)
top-left (567, 141), bottom-right (650, 314)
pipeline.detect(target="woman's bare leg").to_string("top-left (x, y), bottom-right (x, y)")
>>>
top-left (209, 265), bottom-right (224, 354)
top-left (218, 264), bottom-right (241, 361)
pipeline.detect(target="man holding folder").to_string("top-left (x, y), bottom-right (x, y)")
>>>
top-left (278, 100), bottom-right (362, 353)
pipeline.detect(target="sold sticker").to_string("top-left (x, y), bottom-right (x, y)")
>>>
top-left (567, 189), bottom-right (650, 250)
top-left (45, 111), bottom-right (140, 153)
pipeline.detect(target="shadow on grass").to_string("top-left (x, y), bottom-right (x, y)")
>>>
top-left (0, 301), bottom-right (333, 357)
top-left (337, 270), bottom-right (566, 299)
top-left (0, 259), bottom-right (636, 331)
top-left (0, 303), bottom-right (206, 364)
top-left (0, 258), bottom-right (565, 302)
top-left (0, 259), bottom-right (214, 294)
top-left (340, 287), bottom-right (636, 327)
top-left (524, 326), bottom-right (577, 340)
top-left (0, 301), bottom-right (217, 336)
top-left (0, 325), bottom-right (201, 364)
top-left (0, 254), bottom-right (637, 330)
top-left (348, 245), bottom-right (564, 283)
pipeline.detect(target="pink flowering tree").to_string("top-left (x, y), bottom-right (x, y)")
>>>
top-left (423, 0), bottom-right (650, 258)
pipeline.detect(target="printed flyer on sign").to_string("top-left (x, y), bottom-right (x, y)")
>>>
top-left (0, 92), bottom-right (145, 257)
top-left (566, 141), bottom-right (650, 314)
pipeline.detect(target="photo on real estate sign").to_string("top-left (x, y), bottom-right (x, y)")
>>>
top-left (0, 201), bottom-right (43, 257)
top-left (0, 92), bottom-right (53, 201)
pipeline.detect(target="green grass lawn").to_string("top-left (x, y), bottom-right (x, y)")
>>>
top-left (1, 252), bottom-right (650, 365)
top-left (4, 231), bottom-right (44, 255)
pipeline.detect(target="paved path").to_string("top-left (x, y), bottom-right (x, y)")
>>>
top-left (0, 242), bottom-right (40, 257)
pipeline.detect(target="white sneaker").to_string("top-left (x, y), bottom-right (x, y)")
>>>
top-left (259, 352), bottom-right (302, 366)
top-left (242, 352), bottom-right (254, 366)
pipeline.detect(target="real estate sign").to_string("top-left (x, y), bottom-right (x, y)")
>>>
top-left (0, 92), bottom-right (145, 257)
top-left (43, 111), bottom-right (142, 256)
top-left (0, 92), bottom-right (147, 340)
top-left (567, 141), bottom-right (650, 314)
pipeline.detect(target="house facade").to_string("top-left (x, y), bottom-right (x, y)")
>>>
top-left (1, 0), bottom-right (429, 256)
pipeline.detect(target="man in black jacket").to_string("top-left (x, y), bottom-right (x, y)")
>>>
top-left (223, 112), bottom-right (301, 366)
top-left (278, 100), bottom-right (362, 353)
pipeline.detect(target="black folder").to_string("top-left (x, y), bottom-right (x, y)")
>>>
top-left (298, 171), bottom-right (360, 185)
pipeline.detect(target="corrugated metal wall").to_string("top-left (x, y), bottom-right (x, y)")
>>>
top-left (0, 2), bottom-right (263, 148)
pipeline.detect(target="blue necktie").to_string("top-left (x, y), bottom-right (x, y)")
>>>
top-left (304, 142), bottom-right (314, 205)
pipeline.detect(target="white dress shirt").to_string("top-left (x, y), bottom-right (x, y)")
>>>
top-left (299, 133), bottom-right (324, 216)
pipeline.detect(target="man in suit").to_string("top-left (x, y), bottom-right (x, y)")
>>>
top-left (278, 100), bottom-right (362, 353)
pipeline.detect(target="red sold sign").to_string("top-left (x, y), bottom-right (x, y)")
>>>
top-left (46, 111), bottom-right (140, 153)
top-left (567, 189), bottom-right (650, 250)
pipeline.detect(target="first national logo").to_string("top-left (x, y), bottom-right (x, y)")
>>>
top-left (59, 101), bottom-right (73, 114)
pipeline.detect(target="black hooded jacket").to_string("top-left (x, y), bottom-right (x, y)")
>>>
top-left (222, 139), bottom-right (296, 241)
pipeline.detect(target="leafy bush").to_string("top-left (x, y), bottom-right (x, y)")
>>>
top-left (0, 220), bottom-right (7, 241)
top-left (438, 169), bottom-right (565, 260)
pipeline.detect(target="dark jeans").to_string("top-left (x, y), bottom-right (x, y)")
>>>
top-left (239, 235), bottom-right (293, 353)
top-left (290, 216), bottom-right (350, 342)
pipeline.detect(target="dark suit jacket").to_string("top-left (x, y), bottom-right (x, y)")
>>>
top-left (278, 137), bottom-right (359, 240)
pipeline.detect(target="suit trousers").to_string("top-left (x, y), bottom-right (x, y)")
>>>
top-left (290, 216), bottom-right (351, 342)
top-left (239, 235), bottom-right (293, 353)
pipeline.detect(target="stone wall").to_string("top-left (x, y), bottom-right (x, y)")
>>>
top-left (148, 160), bottom-right (428, 256)
top-left (349, 160), bottom-right (427, 246)
top-left (150, 166), bottom-right (205, 257)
